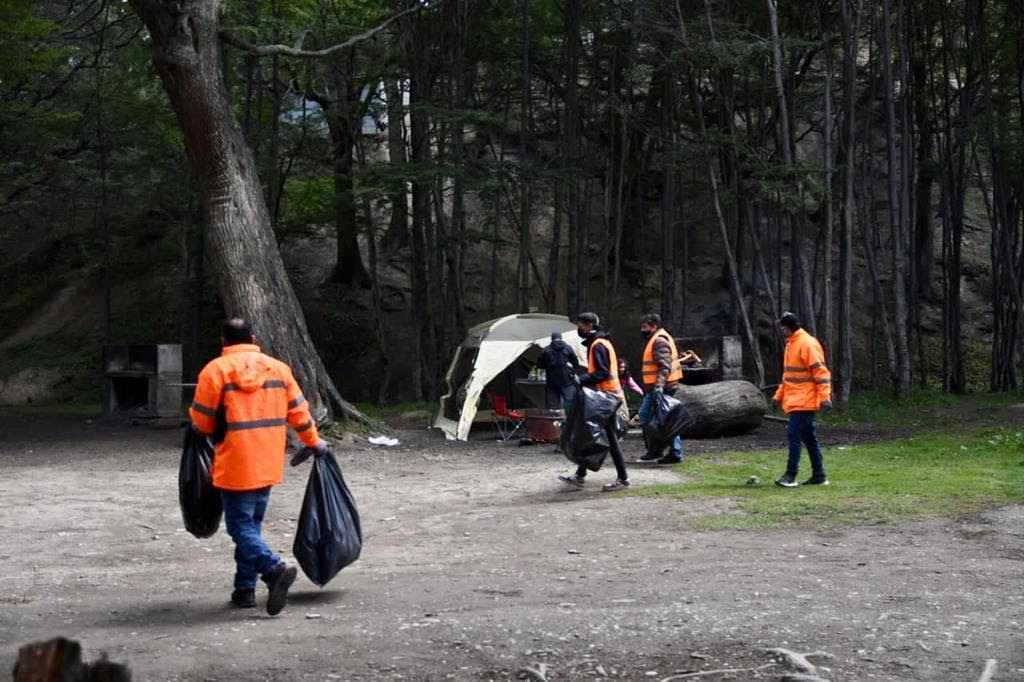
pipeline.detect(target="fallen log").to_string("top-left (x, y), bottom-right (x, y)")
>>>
top-left (672, 379), bottom-right (766, 438)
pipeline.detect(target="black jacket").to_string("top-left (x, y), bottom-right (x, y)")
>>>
top-left (579, 330), bottom-right (614, 388)
top-left (537, 339), bottom-right (580, 388)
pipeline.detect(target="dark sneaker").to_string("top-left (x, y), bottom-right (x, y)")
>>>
top-left (558, 473), bottom-right (586, 486)
top-left (802, 474), bottom-right (830, 486)
top-left (775, 474), bottom-right (799, 488)
top-left (639, 450), bottom-right (662, 461)
top-left (602, 478), bottom-right (630, 492)
top-left (230, 588), bottom-right (256, 609)
top-left (263, 563), bottom-right (298, 616)
top-left (657, 454), bottom-right (683, 464)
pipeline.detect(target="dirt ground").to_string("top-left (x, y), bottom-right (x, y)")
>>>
top-left (0, 415), bottom-right (1021, 681)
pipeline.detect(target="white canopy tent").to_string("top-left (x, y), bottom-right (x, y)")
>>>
top-left (433, 314), bottom-right (586, 440)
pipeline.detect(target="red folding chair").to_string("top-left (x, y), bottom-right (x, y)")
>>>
top-left (489, 393), bottom-right (525, 442)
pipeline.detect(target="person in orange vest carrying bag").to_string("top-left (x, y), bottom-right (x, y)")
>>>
top-left (636, 313), bottom-right (685, 464)
top-left (558, 312), bottom-right (631, 491)
top-left (772, 312), bottom-right (832, 488)
top-left (189, 318), bottom-right (329, 614)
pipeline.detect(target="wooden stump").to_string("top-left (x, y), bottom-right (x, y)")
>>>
top-left (13, 637), bottom-right (131, 682)
top-left (672, 380), bottom-right (766, 438)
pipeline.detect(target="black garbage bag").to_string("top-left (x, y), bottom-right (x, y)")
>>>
top-left (560, 387), bottom-right (622, 472)
top-left (293, 450), bottom-right (362, 587)
top-left (178, 427), bottom-right (222, 539)
top-left (612, 410), bottom-right (630, 440)
top-left (642, 390), bottom-right (695, 455)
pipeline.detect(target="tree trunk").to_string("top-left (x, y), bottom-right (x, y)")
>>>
top-left (660, 76), bottom-right (676, 327)
top-left (548, 185), bottom-right (563, 312)
top-left (819, 7), bottom-right (835, 363)
top-left (912, 23), bottom-right (935, 301)
top-left (563, 0), bottom-right (583, 316)
top-left (322, 92), bottom-right (370, 287)
top-left (879, 0), bottom-right (912, 397)
top-left (518, 0), bottom-right (532, 313)
top-left (766, 0), bottom-right (815, 332)
top-left (355, 137), bottom-right (390, 405)
top-left (672, 380), bottom-right (766, 438)
top-left (383, 77), bottom-right (409, 250)
top-left (404, 10), bottom-right (437, 399)
top-left (128, 0), bottom-right (367, 423)
top-left (837, 0), bottom-right (863, 406)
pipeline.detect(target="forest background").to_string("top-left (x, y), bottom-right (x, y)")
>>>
top-left (0, 0), bottom-right (1019, 418)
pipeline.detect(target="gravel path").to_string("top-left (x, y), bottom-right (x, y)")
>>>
top-left (0, 416), bottom-right (1020, 680)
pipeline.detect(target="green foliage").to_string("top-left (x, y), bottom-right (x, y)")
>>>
top-left (279, 176), bottom-right (334, 234)
top-left (636, 426), bottom-right (1024, 529)
top-left (818, 388), bottom-right (1021, 429)
top-left (918, 337), bottom-right (993, 394)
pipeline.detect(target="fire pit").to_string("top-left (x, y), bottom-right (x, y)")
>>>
top-left (102, 344), bottom-right (182, 418)
top-left (522, 408), bottom-right (563, 443)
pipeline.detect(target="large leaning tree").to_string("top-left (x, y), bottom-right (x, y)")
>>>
top-left (126, 0), bottom-right (422, 423)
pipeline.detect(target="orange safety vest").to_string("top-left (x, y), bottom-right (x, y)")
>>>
top-left (772, 329), bottom-right (832, 413)
top-left (588, 337), bottom-right (625, 402)
top-left (189, 344), bottom-right (320, 491)
top-left (641, 328), bottom-right (683, 386)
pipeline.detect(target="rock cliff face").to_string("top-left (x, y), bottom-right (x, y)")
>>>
top-left (0, 181), bottom-right (997, 405)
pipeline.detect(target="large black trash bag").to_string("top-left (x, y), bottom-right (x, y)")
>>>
top-left (293, 451), bottom-right (362, 587)
top-left (178, 427), bottom-right (222, 539)
top-left (642, 390), bottom-right (695, 455)
top-left (560, 387), bottom-right (622, 472)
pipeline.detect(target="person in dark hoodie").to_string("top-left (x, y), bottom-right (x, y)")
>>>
top-left (537, 331), bottom-right (580, 410)
top-left (558, 312), bottom-right (631, 491)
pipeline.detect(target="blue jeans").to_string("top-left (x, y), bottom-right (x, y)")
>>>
top-left (786, 411), bottom-right (826, 477)
top-left (638, 391), bottom-right (683, 461)
top-left (221, 487), bottom-right (282, 589)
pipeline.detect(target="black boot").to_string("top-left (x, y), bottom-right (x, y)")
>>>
top-left (262, 563), bottom-right (298, 616)
top-left (230, 588), bottom-right (256, 608)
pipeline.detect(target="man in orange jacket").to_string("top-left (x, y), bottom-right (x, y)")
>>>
top-left (189, 318), bottom-right (328, 614)
top-left (772, 312), bottom-right (832, 488)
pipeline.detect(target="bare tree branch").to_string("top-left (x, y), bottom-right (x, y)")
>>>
top-left (219, 2), bottom-right (436, 58)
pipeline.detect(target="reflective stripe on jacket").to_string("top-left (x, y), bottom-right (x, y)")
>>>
top-left (189, 343), bottom-right (320, 491)
top-left (772, 329), bottom-right (832, 413)
top-left (588, 338), bottom-right (625, 402)
top-left (642, 328), bottom-right (683, 388)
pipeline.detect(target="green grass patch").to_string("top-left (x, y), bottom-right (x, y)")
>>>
top-left (352, 400), bottom-right (435, 424)
top-left (818, 388), bottom-right (1023, 429)
top-left (0, 403), bottom-right (101, 417)
top-left (636, 427), bottom-right (1024, 530)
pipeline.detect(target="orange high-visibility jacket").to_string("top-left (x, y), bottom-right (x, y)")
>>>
top-left (641, 328), bottom-right (683, 387)
top-left (772, 329), bottom-right (832, 413)
top-left (189, 344), bottom-right (320, 491)
top-left (588, 337), bottom-right (625, 402)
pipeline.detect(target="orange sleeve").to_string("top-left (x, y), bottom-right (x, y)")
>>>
top-left (283, 365), bottom-right (320, 447)
top-left (189, 363), bottom-right (222, 435)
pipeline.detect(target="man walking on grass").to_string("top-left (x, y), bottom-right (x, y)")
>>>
top-left (772, 312), bottom-right (832, 487)
top-left (189, 318), bottom-right (330, 614)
